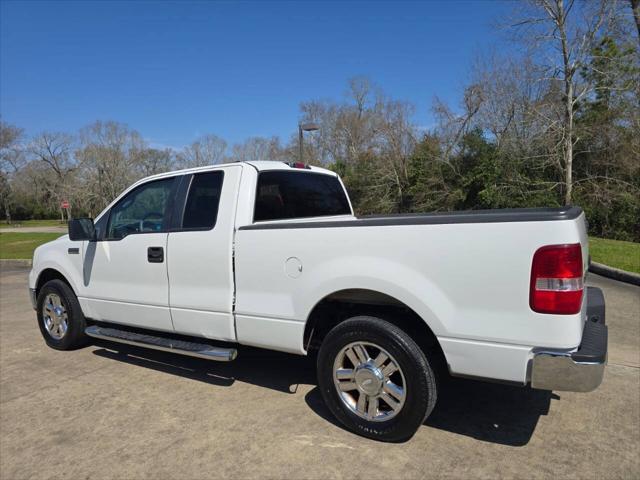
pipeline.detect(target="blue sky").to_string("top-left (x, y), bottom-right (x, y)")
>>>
top-left (1, 0), bottom-right (511, 149)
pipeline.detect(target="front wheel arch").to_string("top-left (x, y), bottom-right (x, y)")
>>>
top-left (35, 268), bottom-right (76, 299)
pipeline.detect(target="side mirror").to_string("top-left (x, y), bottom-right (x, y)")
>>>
top-left (68, 218), bottom-right (96, 241)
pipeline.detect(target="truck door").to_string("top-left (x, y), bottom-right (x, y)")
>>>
top-left (167, 166), bottom-right (242, 341)
top-left (80, 177), bottom-right (176, 331)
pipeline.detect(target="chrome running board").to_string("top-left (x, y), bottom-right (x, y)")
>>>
top-left (85, 325), bottom-right (237, 362)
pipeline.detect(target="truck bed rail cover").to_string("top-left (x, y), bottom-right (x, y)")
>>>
top-left (239, 206), bottom-right (583, 230)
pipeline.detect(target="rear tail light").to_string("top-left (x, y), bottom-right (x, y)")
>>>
top-left (530, 243), bottom-right (584, 314)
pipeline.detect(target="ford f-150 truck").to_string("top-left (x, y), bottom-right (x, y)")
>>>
top-left (29, 161), bottom-right (607, 441)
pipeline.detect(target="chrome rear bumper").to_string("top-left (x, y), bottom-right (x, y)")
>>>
top-left (531, 287), bottom-right (607, 392)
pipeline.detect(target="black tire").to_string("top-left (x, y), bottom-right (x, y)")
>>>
top-left (317, 316), bottom-right (437, 442)
top-left (36, 279), bottom-right (88, 350)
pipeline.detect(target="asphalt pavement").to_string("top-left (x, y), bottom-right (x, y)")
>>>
top-left (0, 265), bottom-right (638, 479)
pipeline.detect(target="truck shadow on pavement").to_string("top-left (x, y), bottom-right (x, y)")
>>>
top-left (91, 342), bottom-right (554, 446)
top-left (423, 377), bottom-right (556, 446)
top-left (90, 341), bottom-right (317, 393)
top-left (304, 378), bottom-right (555, 446)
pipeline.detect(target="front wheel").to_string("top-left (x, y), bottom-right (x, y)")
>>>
top-left (317, 316), bottom-right (437, 442)
top-left (36, 279), bottom-right (88, 350)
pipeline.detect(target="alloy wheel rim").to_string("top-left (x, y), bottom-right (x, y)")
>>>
top-left (42, 293), bottom-right (68, 340)
top-left (332, 341), bottom-right (406, 422)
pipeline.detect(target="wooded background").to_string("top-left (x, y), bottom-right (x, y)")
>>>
top-left (1, 0), bottom-right (638, 240)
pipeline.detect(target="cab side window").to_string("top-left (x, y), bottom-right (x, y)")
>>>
top-left (107, 178), bottom-right (175, 240)
top-left (181, 171), bottom-right (224, 230)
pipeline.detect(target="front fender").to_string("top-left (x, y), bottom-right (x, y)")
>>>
top-left (29, 236), bottom-right (83, 295)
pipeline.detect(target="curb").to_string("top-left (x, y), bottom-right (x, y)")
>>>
top-left (589, 262), bottom-right (640, 287)
top-left (0, 259), bottom-right (32, 269)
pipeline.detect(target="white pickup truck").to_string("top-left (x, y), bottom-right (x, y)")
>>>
top-left (29, 161), bottom-right (607, 441)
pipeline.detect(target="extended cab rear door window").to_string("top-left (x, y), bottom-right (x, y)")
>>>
top-left (181, 171), bottom-right (224, 230)
top-left (254, 171), bottom-right (351, 222)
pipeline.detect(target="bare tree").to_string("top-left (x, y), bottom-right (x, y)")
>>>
top-left (176, 134), bottom-right (227, 168)
top-left (376, 99), bottom-right (418, 210)
top-left (467, 54), bottom-right (572, 199)
top-left (0, 121), bottom-right (26, 222)
top-left (0, 121), bottom-right (25, 173)
top-left (76, 121), bottom-right (147, 213)
top-left (300, 77), bottom-right (387, 168)
top-left (631, 0), bottom-right (640, 41)
top-left (229, 136), bottom-right (285, 162)
top-left (30, 132), bottom-right (75, 178)
top-left (300, 78), bottom-right (418, 212)
top-left (512, 0), bottom-right (616, 204)
top-left (432, 84), bottom-right (485, 164)
top-left (138, 148), bottom-right (175, 176)
top-left (29, 132), bottom-right (77, 219)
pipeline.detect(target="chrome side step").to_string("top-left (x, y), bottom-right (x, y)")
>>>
top-left (85, 325), bottom-right (237, 362)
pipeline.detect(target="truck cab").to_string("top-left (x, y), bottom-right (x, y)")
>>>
top-left (31, 162), bottom-right (351, 338)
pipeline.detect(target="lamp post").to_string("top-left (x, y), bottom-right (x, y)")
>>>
top-left (298, 122), bottom-right (319, 164)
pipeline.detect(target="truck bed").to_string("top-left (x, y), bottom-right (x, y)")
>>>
top-left (234, 205), bottom-right (589, 384)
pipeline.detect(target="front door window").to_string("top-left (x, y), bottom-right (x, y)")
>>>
top-left (107, 178), bottom-right (175, 240)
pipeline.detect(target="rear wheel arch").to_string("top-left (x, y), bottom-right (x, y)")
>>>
top-left (304, 289), bottom-right (447, 374)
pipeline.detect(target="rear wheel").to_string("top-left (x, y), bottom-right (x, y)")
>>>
top-left (317, 316), bottom-right (437, 442)
top-left (36, 279), bottom-right (88, 350)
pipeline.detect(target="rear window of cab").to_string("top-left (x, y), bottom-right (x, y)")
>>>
top-left (254, 171), bottom-right (351, 222)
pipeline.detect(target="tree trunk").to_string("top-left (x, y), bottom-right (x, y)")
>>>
top-left (632, 0), bottom-right (640, 44)
top-left (564, 80), bottom-right (574, 205)
top-left (3, 201), bottom-right (11, 224)
top-left (557, 0), bottom-right (575, 205)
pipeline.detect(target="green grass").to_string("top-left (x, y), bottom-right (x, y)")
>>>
top-left (589, 237), bottom-right (640, 274)
top-left (0, 232), bottom-right (64, 259)
top-left (0, 219), bottom-right (66, 229)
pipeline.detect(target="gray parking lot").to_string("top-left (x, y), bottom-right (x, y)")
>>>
top-left (1, 265), bottom-right (638, 479)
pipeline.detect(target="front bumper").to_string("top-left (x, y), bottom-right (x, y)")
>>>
top-left (29, 288), bottom-right (37, 310)
top-left (531, 287), bottom-right (607, 392)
